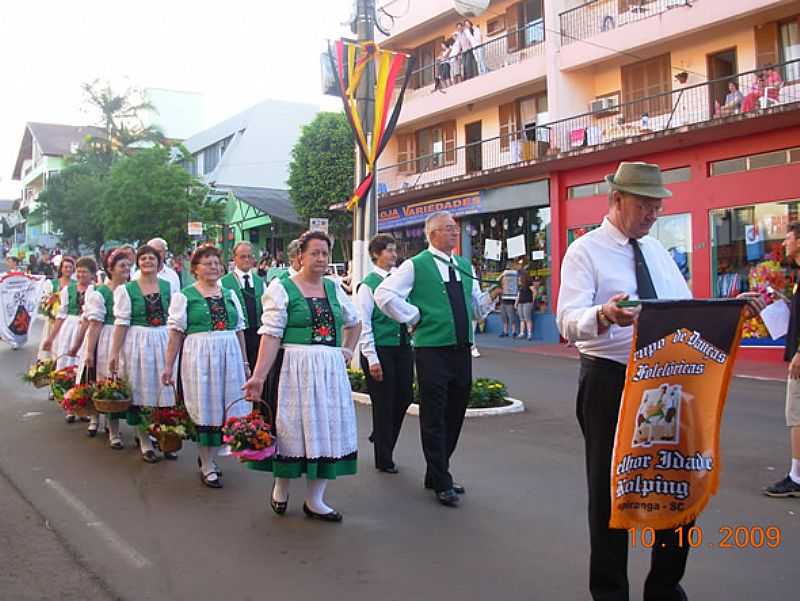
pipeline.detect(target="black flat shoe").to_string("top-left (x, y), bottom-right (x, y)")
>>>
top-left (302, 503), bottom-right (342, 522)
top-left (452, 482), bottom-right (466, 495)
top-left (270, 482), bottom-right (288, 515)
top-left (65, 414), bottom-right (76, 424)
top-left (378, 465), bottom-right (399, 474)
top-left (109, 437), bottom-right (124, 450)
top-left (197, 457), bottom-right (221, 475)
top-left (79, 416), bottom-right (91, 423)
top-left (163, 451), bottom-right (178, 460)
top-left (141, 450), bottom-right (160, 464)
top-left (87, 424), bottom-right (98, 438)
top-left (200, 471), bottom-right (223, 488)
top-left (436, 489), bottom-right (460, 507)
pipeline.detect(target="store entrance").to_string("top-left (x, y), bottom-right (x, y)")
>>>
top-left (465, 121), bottom-right (482, 173)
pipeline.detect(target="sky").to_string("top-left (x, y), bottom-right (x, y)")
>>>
top-left (0, 0), bottom-right (354, 198)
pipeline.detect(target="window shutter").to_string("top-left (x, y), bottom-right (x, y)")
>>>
top-left (622, 54), bottom-right (670, 121)
top-left (499, 103), bottom-right (517, 151)
top-left (443, 121), bottom-right (457, 164)
top-left (755, 22), bottom-right (779, 68)
top-left (397, 134), bottom-right (409, 173)
top-left (506, 3), bottom-right (522, 53)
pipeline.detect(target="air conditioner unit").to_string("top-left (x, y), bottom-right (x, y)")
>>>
top-left (590, 96), bottom-right (619, 113)
top-left (590, 100), bottom-right (605, 113)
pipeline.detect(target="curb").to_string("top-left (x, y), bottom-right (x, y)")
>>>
top-left (352, 392), bottom-right (526, 418)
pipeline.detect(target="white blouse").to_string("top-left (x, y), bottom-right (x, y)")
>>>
top-left (113, 285), bottom-right (133, 327)
top-left (258, 278), bottom-right (359, 341)
top-left (57, 284), bottom-right (93, 320)
top-left (167, 288), bottom-right (246, 334)
top-left (83, 288), bottom-right (109, 323)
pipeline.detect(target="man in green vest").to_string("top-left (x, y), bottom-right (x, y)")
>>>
top-left (375, 211), bottom-right (499, 507)
top-left (221, 241), bottom-right (264, 368)
top-left (356, 233), bottom-right (414, 474)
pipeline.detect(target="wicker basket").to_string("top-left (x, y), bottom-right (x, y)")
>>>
top-left (93, 397), bottom-right (132, 414)
top-left (157, 430), bottom-right (183, 454)
top-left (72, 404), bottom-right (96, 418)
top-left (32, 374), bottom-right (51, 389)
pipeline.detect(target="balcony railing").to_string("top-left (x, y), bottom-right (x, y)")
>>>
top-left (559, 0), bottom-right (694, 46)
top-left (401, 21), bottom-right (545, 98)
top-left (377, 59), bottom-right (800, 197)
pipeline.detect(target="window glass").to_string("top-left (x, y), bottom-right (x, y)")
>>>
top-left (568, 184), bottom-right (596, 199)
top-left (661, 166), bottom-right (691, 184)
top-left (710, 157), bottom-right (746, 176)
top-left (780, 20), bottom-right (800, 81)
top-left (749, 150), bottom-right (788, 170)
top-left (650, 213), bottom-right (692, 287)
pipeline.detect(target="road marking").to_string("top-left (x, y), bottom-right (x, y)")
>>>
top-left (735, 374), bottom-right (782, 382)
top-left (44, 478), bottom-right (151, 569)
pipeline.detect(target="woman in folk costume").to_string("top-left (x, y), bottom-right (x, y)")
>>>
top-left (108, 245), bottom-right (177, 463)
top-left (41, 256), bottom-right (97, 423)
top-left (37, 255), bottom-right (76, 361)
top-left (161, 245), bottom-right (251, 489)
top-left (243, 230), bottom-right (361, 522)
top-left (71, 249), bottom-right (131, 447)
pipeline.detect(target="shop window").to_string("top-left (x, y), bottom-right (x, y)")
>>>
top-left (567, 224), bottom-right (600, 244)
top-left (710, 147), bottom-right (800, 176)
top-left (711, 201), bottom-right (799, 344)
top-left (650, 213), bottom-right (692, 286)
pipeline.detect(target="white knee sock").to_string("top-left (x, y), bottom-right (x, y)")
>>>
top-left (790, 458), bottom-right (800, 484)
top-left (198, 445), bottom-right (220, 475)
top-left (138, 433), bottom-right (154, 453)
top-left (305, 478), bottom-right (332, 514)
top-left (108, 418), bottom-right (120, 439)
top-left (272, 477), bottom-right (290, 502)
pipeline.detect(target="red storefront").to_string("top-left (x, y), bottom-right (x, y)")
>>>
top-left (550, 121), bottom-right (800, 362)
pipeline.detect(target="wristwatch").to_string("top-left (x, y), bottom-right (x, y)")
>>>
top-left (597, 307), bottom-right (613, 329)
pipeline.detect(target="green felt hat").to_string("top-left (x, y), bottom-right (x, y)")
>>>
top-left (605, 162), bottom-right (673, 199)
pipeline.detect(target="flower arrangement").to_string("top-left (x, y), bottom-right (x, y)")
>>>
top-left (50, 365), bottom-right (77, 401)
top-left (222, 413), bottom-right (275, 461)
top-left (38, 293), bottom-right (60, 320)
top-left (22, 358), bottom-right (55, 388)
top-left (61, 383), bottom-right (94, 415)
top-left (744, 260), bottom-right (790, 340)
top-left (347, 367), bottom-right (368, 393)
top-left (92, 378), bottom-right (132, 413)
top-left (140, 405), bottom-right (195, 441)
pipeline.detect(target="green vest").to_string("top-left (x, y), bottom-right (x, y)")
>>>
top-left (220, 271), bottom-right (263, 329)
top-left (95, 285), bottom-right (115, 325)
top-left (51, 279), bottom-right (62, 293)
top-left (281, 277), bottom-right (343, 345)
top-left (66, 282), bottom-right (82, 316)
top-left (361, 271), bottom-right (404, 347)
top-left (126, 279), bottom-right (171, 327)
top-left (183, 285), bottom-right (240, 335)
top-left (266, 267), bottom-right (289, 283)
top-left (407, 250), bottom-right (473, 347)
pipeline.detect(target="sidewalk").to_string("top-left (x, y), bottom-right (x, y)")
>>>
top-left (474, 335), bottom-right (787, 382)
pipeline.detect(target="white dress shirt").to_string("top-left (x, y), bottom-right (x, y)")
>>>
top-left (355, 266), bottom-right (393, 367)
top-left (132, 264), bottom-right (181, 295)
top-left (374, 246), bottom-right (494, 327)
top-left (233, 267), bottom-right (255, 288)
top-left (556, 217), bottom-right (692, 365)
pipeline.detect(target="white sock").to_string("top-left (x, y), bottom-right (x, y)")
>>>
top-left (89, 415), bottom-right (99, 427)
top-left (305, 478), bottom-right (332, 514)
top-left (272, 477), bottom-right (290, 503)
top-left (108, 418), bottom-right (120, 439)
top-left (138, 433), bottom-right (154, 453)
top-left (198, 446), bottom-right (220, 477)
top-left (790, 459), bottom-right (800, 484)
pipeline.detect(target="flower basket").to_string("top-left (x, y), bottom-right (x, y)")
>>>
top-left (38, 293), bottom-right (60, 320)
top-left (50, 365), bottom-right (77, 401)
top-left (22, 359), bottom-right (55, 389)
top-left (222, 410), bottom-right (275, 462)
top-left (140, 406), bottom-right (195, 454)
top-left (92, 378), bottom-right (132, 414)
top-left (61, 383), bottom-right (96, 417)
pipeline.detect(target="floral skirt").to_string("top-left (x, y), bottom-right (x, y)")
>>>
top-left (246, 344), bottom-right (357, 479)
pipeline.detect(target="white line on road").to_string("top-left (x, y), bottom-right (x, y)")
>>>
top-left (44, 478), bottom-right (151, 569)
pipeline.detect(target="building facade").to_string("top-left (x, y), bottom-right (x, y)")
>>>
top-left (375, 0), bottom-right (800, 358)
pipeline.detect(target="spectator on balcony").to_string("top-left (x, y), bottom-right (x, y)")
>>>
top-left (742, 68), bottom-right (784, 112)
top-left (464, 20), bottom-right (487, 75)
top-left (715, 81), bottom-right (744, 117)
top-left (456, 22), bottom-right (477, 81)
top-left (450, 25), bottom-right (464, 83)
top-left (434, 39), bottom-right (453, 92)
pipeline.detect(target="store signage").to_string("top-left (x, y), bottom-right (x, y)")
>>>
top-left (187, 222), bottom-right (203, 236)
top-left (309, 217), bottom-right (329, 234)
top-left (379, 194), bottom-right (481, 229)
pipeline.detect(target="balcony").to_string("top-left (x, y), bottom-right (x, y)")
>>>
top-left (559, 0), bottom-right (694, 46)
top-left (396, 22), bottom-right (546, 126)
top-left (378, 59), bottom-right (800, 199)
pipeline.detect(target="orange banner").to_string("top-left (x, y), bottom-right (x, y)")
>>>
top-left (610, 300), bottom-right (746, 531)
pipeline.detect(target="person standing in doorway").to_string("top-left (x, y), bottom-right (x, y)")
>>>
top-left (498, 262), bottom-right (519, 338)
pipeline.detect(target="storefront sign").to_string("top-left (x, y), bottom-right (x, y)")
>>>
top-left (379, 194), bottom-right (481, 229)
top-left (309, 217), bottom-right (329, 233)
top-left (187, 222), bottom-right (203, 236)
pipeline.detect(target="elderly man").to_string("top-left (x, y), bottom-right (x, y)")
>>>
top-left (557, 162), bottom-right (762, 601)
top-left (221, 241), bottom-right (264, 369)
top-left (133, 237), bottom-right (181, 294)
top-left (375, 211), bottom-right (498, 507)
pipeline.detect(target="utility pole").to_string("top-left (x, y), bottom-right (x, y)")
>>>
top-left (351, 0), bottom-right (376, 287)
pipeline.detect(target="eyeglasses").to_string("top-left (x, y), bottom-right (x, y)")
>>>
top-left (632, 201), bottom-right (664, 216)
top-left (434, 225), bottom-right (459, 232)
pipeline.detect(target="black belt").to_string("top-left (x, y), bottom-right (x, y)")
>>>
top-left (579, 353), bottom-right (627, 373)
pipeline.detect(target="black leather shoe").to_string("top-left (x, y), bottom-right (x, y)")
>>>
top-left (378, 465), bottom-right (399, 474)
top-left (163, 451), bottom-right (178, 460)
top-left (436, 489), bottom-right (460, 507)
top-left (201, 471), bottom-right (223, 488)
top-left (452, 482), bottom-right (466, 494)
top-left (270, 482), bottom-right (288, 515)
top-left (87, 424), bottom-right (98, 437)
top-left (141, 450), bottom-right (160, 464)
top-left (302, 503), bottom-right (343, 522)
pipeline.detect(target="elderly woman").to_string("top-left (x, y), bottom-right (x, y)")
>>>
top-left (243, 230), bottom-right (361, 522)
top-left (109, 245), bottom-right (177, 463)
top-left (71, 249), bottom-right (131, 446)
top-left (161, 245), bottom-right (252, 488)
top-left (42, 256), bottom-right (97, 423)
top-left (38, 255), bottom-right (76, 361)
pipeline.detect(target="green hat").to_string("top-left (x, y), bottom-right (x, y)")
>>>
top-left (604, 162), bottom-right (672, 199)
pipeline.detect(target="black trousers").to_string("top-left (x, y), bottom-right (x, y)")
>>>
top-left (243, 327), bottom-right (260, 368)
top-left (361, 345), bottom-right (414, 469)
top-left (415, 346), bottom-right (471, 492)
top-left (577, 355), bottom-right (691, 601)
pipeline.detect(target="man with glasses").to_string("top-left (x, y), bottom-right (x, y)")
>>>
top-left (221, 241), bottom-right (264, 369)
top-left (375, 211), bottom-right (500, 507)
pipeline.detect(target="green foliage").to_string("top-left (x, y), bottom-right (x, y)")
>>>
top-left (347, 367), bottom-right (368, 393)
top-left (287, 112), bottom-right (354, 246)
top-left (103, 147), bottom-right (220, 254)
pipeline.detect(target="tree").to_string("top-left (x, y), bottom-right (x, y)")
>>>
top-left (103, 146), bottom-right (223, 254)
top-left (287, 112), bottom-right (355, 256)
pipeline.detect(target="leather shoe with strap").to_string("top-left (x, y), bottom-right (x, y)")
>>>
top-left (436, 489), bottom-right (460, 507)
top-left (302, 503), bottom-right (343, 522)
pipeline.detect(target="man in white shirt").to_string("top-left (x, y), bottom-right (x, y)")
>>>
top-left (557, 162), bottom-right (761, 601)
top-left (356, 234), bottom-right (413, 474)
top-left (221, 241), bottom-right (264, 368)
top-left (132, 237), bottom-right (181, 294)
top-left (375, 211), bottom-right (499, 506)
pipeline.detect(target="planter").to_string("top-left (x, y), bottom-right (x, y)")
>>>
top-left (352, 392), bottom-right (525, 418)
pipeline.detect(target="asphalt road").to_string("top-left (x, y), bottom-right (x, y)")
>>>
top-left (0, 325), bottom-right (797, 601)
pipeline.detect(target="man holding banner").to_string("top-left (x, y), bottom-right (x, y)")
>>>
top-left (557, 162), bottom-right (762, 601)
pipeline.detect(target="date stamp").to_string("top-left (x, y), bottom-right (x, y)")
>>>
top-left (628, 525), bottom-right (783, 549)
